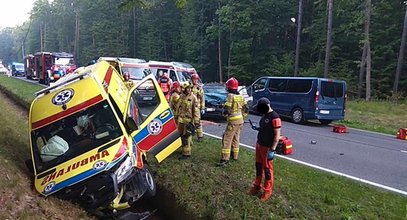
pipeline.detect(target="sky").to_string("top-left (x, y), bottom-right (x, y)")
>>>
top-left (0, 0), bottom-right (35, 28)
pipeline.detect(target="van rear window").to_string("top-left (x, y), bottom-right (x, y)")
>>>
top-left (321, 81), bottom-right (344, 98)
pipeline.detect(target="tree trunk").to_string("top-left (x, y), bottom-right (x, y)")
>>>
top-left (393, 6), bottom-right (407, 94)
top-left (133, 7), bottom-right (137, 57)
top-left (324, 0), bottom-right (333, 78)
top-left (227, 41), bottom-right (233, 79)
top-left (365, 0), bottom-right (372, 101)
top-left (218, 2), bottom-right (223, 83)
top-left (358, 43), bottom-right (367, 98)
top-left (294, 0), bottom-right (303, 76)
top-left (74, 9), bottom-right (79, 64)
top-left (366, 42), bottom-right (371, 101)
top-left (40, 23), bottom-right (43, 52)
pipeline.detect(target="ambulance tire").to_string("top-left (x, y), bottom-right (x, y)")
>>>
top-left (291, 108), bottom-right (304, 124)
top-left (141, 166), bottom-right (156, 199)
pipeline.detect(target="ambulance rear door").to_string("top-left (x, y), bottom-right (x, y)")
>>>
top-left (124, 74), bottom-right (181, 163)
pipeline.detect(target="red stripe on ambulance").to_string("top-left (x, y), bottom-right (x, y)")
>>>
top-left (32, 95), bottom-right (104, 130)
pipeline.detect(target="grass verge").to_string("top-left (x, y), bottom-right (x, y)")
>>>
top-left (340, 99), bottom-right (407, 135)
top-left (0, 91), bottom-right (93, 219)
top-left (0, 75), bottom-right (43, 108)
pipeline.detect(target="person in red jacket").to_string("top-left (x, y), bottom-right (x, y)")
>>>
top-left (158, 71), bottom-right (172, 101)
top-left (247, 97), bottom-right (281, 202)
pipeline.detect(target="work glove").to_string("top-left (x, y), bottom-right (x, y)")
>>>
top-left (267, 150), bottom-right (275, 161)
top-left (200, 109), bottom-right (205, 115)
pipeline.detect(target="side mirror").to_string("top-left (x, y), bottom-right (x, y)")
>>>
top-left (125, 117), bottom-right (138, 132)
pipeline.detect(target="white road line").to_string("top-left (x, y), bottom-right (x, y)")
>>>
top-left (204, 132), bottom-right (407, 196)
top-left (401, 150), bottom-right (407, 154)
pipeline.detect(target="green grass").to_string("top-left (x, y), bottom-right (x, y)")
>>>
top-left (0, 91), bottom-right (93, 219)
top-left (150, 138), bottom-right (407, 219)
top-left (340, 99), bottom-right (407, 135)
top-left (0, 75), bottom-right (43, 107)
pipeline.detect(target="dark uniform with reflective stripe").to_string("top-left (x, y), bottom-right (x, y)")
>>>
top-left (254, 110), bottom-right (281, 197)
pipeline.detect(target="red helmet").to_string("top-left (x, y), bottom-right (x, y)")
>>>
top-left (191, 73), bottom-right (200, 80)
top-left (226, 77), bottom-right (239, 90)
top-left (173, 81), bottom-right (180, 89)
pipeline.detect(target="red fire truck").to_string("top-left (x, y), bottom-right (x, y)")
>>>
top-left (24, 54), bottom-right (36, 79)
top-left (34, 52), bottom-right (76, 85)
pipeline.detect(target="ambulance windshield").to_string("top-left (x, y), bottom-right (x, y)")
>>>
top-left (31, 100), bottom-right (123, 173)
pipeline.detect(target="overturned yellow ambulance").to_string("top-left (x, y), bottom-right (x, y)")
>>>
top-left (27, 61), bottom-right (181, 216)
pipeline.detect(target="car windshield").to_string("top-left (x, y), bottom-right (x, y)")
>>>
top-left (31, 100), bottom-right (123, 173)
top-left (204, 86), bottom-right (227, 95)
top-left (176, 71), bottom-right (188, 82)
top-left (55, 57), bottom-right (74, 66)
top-left (123, 67), bottom-right (151, 80)
top-left (15, 64), bottom-right (24, 70)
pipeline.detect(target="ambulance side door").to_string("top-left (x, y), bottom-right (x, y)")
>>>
top-left (125, 74), bottom-right (181, 163)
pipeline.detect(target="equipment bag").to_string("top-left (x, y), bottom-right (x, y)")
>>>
top-left (276, 136), bottom-right (293, 155)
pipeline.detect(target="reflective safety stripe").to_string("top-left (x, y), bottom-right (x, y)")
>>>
top-left (222, 149), bottom-right (231, 154)
top-left (232, 148), bottom-right (239, 153)
top-left (228, 113), bottom-right (243, 121)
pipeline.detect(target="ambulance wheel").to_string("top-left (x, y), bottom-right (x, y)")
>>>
top-left (319, 119), bottom-right (332, 125)
top-left (291, 108), bottom-right (304, 124)
top-left (141, 166), bottom-right (156, 199)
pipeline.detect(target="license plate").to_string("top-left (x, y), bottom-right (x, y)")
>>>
top-left (143, 97), bottom-right (153, 101)
top-left (320, 110), bottom-right (330, 114)
top-left (206, 108), bottom-right (215, 112)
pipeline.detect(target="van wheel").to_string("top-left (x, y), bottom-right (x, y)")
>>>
top-left (141, 166), bottom-right (156, 199)
top-left (291, 108), bottom-right (304, 124)
top-left (319, 119), bottom-right (332, 125)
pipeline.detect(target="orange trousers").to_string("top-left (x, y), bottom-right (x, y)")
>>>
top-left (253, 143), bottom-right (274, 194)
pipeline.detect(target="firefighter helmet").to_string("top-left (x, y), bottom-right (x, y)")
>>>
top-left (191, 73), bottom-right (200, 80)
top-left (181, 81), bottom-right (192, 90)
top-left (226, 77), bottom-right (239, 90)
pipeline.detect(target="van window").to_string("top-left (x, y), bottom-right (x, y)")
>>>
top-left (321, 81), bottom-right (344, 98)
top-left (133, 79), bottom-right (160, 123)
top-left (268, 79), bottom-right (287, 92)
top-left (254, 78), bottom-right (267, 91)
top-left (169, 70), bottom-right (177, 82)
top-left (286, 79), bottom-right (312, 93)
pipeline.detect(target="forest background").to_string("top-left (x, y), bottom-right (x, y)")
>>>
top-left (0, 0), bottom-right (406, 99)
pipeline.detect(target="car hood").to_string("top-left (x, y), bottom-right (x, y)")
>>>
top-left (205, 93), bottom-right (227, 104)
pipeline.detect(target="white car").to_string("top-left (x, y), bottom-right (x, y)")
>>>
top-left (238, 86), bottom-right (253, 103)
top-left (0, 65), bottom-right (8, 74)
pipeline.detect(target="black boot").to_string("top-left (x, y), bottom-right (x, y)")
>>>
top-left (216, 159), bottom-right (229, 167)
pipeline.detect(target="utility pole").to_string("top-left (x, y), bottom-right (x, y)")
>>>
top-left (393, 6), bottom-right (407, 94)
top-left (294, 0), bottom-right (303, 76)
top-left (324, 0), bottom-right (333, 78)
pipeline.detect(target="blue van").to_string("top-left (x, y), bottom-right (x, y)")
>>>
top-left (249, 77), bottom-right (346, 124)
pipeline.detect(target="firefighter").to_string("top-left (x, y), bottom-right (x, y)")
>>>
top-left (169, 81), bottom-right (182, 122)
top-left (123, 72), bottom-right (134, 89)
top-left (159, 71), bottom-right (172, 101)
top-left (177, 82), bottom-right (200, 159)
top-left (216, 77), bottom-right (248, 167)
top-left (247, 97), bottom-right (281, 202)
top-left (191, 73), bottom-right (205, 142)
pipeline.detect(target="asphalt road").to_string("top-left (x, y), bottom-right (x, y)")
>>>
top-left (203, 114), bottom-right (407, 194)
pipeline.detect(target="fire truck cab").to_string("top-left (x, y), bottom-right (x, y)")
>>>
top-left (27, 61), bottom-right (181, 216)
